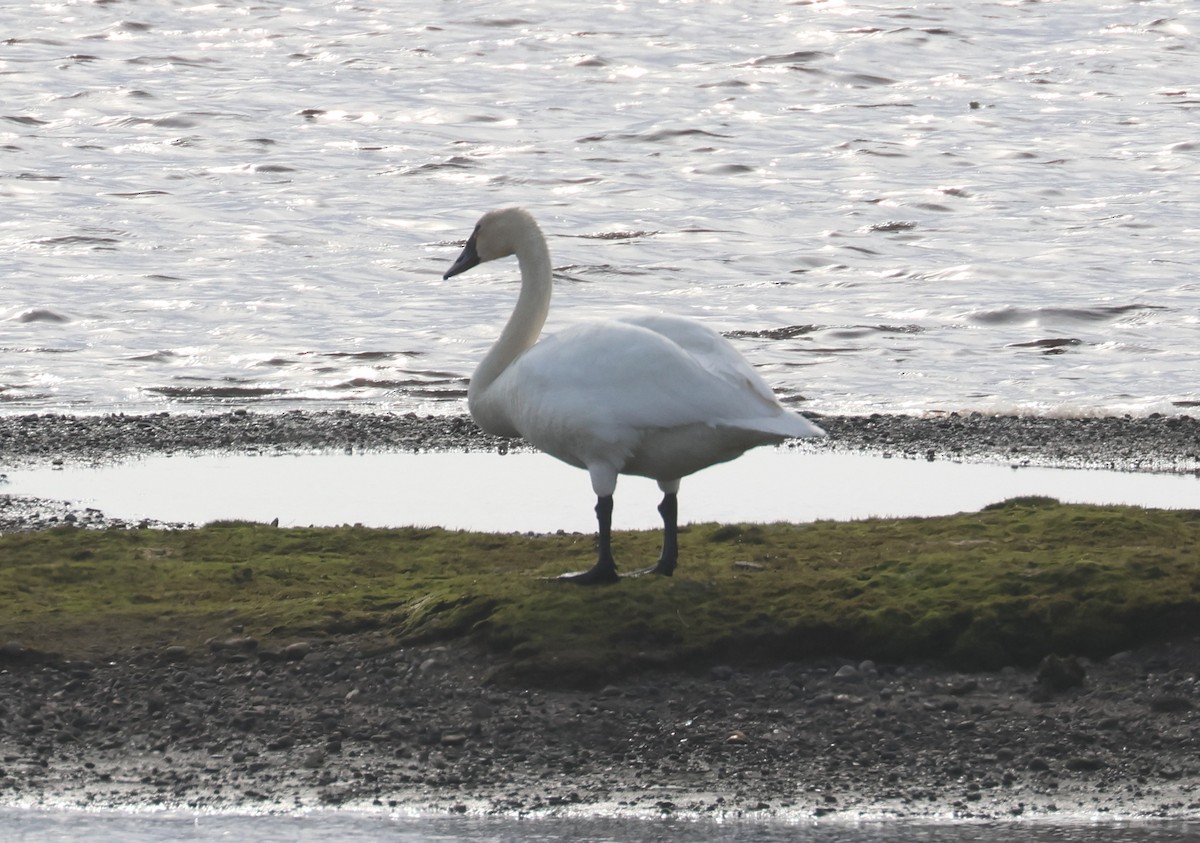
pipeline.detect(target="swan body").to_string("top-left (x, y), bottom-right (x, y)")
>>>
top-left (444, 207), bottom-right (825, 583)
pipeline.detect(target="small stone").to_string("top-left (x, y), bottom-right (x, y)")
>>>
top-left (1036, 654), bottom-right (1085, 692)
top-left (834, 665), bottom-right (861, 683)
top-left (1149, 695), bottom-right (1193, 713)
top-left (470, 702), bottom-right (493, 719)
top-left (1064, 756), bottom-right (1105, 772)
top-left (283, 642), bottom-right (312, 661)
top-left (441, 732), bottom-right (468, 747)
top-left (302, 749), bottom-right (326, 769)
top-left (0, 642), bottom-right (28, 663)
top-left (948, 679), bottom-right (979, 696)
top-left (159, 645), bottom-right (189, 663)
top-left (206, 636), bottom-right (258, 654)
top-left (725, 730), bottom-right (749, 745)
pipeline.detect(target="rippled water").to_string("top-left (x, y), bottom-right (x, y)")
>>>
top-left (2, 1), bottom-right (1198, 418)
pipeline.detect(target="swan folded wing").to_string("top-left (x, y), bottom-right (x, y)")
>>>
top-left (617, 314), bottom-right (824, 437)
top-left (505, 321), bottom-right (812, 441)
top-left (618, 313), bottom-right (783, 410)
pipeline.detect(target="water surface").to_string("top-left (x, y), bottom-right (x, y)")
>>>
top-left (7, 448), bottom-right (1199, 531)
top-left (2, 810), bottom-right (1199, 843)
top-left (2, 1), bottom-right (1198, 417)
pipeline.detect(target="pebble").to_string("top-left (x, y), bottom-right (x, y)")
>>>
top-left (1036, 654), bottom-right (1086, 692)
top-left (206, 637), bottom-right (259, 654)
top-left (283, 642), bottom-right (313, 661)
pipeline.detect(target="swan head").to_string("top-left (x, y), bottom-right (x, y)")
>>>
top-left (443, 207), bottom-right (540, 280)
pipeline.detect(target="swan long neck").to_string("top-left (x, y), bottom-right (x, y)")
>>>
top-left (469, 228), bottom-right (553, 398)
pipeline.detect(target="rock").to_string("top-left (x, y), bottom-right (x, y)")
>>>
top-left (441, 732), bottom-right (468, 747)
top-left (283, 642), bottom-right (313, 661)
top-left (159, 645), bottom-right (189, 663)
top-left (948, 678), bottom-right (979, 696)
top-left (0, 641), bottom-right (31, 663)
top-left (834, 665), bottom-right (861, 683)
top-left (470, 702), bottom-right (493, 719)
top-left (725, 730), bottom-right (749, 745)
top-left (206, 636), bottom-right (258, 654)
top-left (1036, 654), bottom-right (1085, 692)
top-left (302, 749), bottom-right (326, 769)
top-left (1149, 695), bottom-right (1193, 713)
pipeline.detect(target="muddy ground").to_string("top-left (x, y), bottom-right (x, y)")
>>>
top-left (1, 410), bottom-right (1198, 818)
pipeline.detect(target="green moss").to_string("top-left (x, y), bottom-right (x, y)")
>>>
top-left (1, 499), bottom-right (1198, 686)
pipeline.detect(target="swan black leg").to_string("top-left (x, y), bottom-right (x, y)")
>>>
top-left (654, 492), bottom-right (679, 576)
top-left (557, 495), bottom-right (620, 585)
top-left (628, 492), bottom-right (678, 578)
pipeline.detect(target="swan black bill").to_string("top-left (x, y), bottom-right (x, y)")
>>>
top-left (443, 236), bottom-right (481, 279)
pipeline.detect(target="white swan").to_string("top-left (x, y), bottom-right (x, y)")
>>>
top-left (444, 207), bottom-right (825, 584)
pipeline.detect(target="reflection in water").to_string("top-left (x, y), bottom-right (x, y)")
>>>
top-left (7, 449), bottom-right (1199, 532)
top-left (0, 809), bottom-right (1197, 843)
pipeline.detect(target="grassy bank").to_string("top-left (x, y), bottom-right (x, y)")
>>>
top-left (2, 497), bottom-right (1198, 686)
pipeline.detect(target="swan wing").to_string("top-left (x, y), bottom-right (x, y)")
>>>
top-left (620, 314), bottom-right (778, 406)
top-left (618, 314), bottom-right (824, 437)
top-left (498, 320), bottom-right (822, 440)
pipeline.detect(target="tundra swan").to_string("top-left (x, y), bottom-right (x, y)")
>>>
top-left (443, 207), bottom-right (825, 584)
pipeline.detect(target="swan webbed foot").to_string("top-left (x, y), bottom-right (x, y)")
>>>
top-left (624, 559), bottom-right (676, 578)
top-left (555, 564), bottom-right (621, 586)
top-left (549, 494), bottom-right (622, 585)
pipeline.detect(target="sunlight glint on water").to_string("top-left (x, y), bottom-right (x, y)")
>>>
top-left (1, 1), bottom-right (1198, 418)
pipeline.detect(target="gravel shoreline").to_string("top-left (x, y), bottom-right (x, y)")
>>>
top-left (2, 409), bottom-right (1199, 818)
top-left (1, 410), bottom-right (1198, 473)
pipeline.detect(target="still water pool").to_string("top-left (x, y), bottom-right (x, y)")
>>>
top-left (2, 811), bottom-right (1198, 843)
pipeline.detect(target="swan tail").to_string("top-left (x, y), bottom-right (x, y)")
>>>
top-left (722, 411), bottom-right (826, 441)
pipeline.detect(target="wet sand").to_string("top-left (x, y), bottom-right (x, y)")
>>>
top-left (1, 410), bottom-right (1198, 818)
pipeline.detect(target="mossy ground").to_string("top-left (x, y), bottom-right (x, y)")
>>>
top-left (2, 497), bottom-right (1198, 686)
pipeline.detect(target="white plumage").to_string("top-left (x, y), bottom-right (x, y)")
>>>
top-left (444, 207), bottom-right (825, 584)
